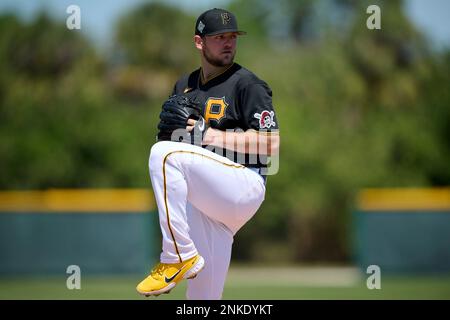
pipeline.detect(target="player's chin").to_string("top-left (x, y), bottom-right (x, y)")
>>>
top-left (220, 55), bottom-right (234, 65)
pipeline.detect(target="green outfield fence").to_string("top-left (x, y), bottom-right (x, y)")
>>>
top-left (0, 189), bottom-right (159, 275)
top-left (354, 188), bottom-right (450, 274)
top-left (2, 188), bottom-right (450, 276)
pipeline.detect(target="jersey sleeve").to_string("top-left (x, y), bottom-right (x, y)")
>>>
top-left (171, 80), bottom-right (183, 95)
top-left (171, 83), bottom-right (177, 95)
top-left (238, 82), bottom-right (279, 132)
top-left (171, 73), bottom-right (192, 96)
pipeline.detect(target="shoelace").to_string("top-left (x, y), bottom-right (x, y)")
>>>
top-left (151, 263), bottom-right (166, 277)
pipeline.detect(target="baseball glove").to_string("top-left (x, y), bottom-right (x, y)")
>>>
top-left (157, 94), bottom-right (209, 145)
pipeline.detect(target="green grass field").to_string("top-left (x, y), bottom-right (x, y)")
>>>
top-left (1, 266), bottom-right (449, 300)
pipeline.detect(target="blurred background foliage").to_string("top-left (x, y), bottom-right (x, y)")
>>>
top-left (0, 0), bottom-right (449, 263)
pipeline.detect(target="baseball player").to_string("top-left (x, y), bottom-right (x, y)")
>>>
top-left (136, 8), bottom-right (280, 299)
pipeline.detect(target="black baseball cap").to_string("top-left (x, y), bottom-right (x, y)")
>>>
top-left (195, 8), bottom-right (246, 36)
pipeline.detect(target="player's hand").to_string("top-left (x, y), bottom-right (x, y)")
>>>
top-left (186, 119), bottom-right (196, 132)
top-left (186, 116), bottom-right (209, 146)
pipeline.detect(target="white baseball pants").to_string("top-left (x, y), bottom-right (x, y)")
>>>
top-left (148, 141), bottom-right (266, 299)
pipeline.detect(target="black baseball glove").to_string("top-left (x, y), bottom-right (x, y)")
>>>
top-left (157, 94), bottom-right (209, 145)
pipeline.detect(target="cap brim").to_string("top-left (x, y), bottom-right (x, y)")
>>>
top-left (205, 29), bottom-right (247, 36)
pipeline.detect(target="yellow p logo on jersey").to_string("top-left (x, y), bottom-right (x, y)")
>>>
top-left (204, 97), bottom-right (228, 124)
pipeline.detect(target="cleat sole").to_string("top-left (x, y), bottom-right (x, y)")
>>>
top-left (137, 282), bottom-right (176, 297)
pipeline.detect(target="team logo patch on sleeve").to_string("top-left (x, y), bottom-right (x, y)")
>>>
top-left (254, 110), bottom-right (276, 129)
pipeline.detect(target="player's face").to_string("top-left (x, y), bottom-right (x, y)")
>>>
top-left (202, 32), bottom-right (237, 67)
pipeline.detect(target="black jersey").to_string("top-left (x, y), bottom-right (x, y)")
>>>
top-left (171, 63), bottom-right (279, 168)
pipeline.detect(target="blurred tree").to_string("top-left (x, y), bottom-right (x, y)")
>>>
top-left (346, 0), bottom-right (427, 105)
top-left (0, 12), bottom-right (153, 189)
top-left (227, 0), bottom-right (271, 42)
top-left (283, 0), bottom-right (316, 42)
top-left (414, 52), bottom-right (450, 186)
top-left (114, 2), bottom-right (197, 72)
top-left (0, 13), bottom-right (92, 78)
top-left (228, 0), bottom-right (318, 44)
top-left (111, 2), bottom-right (198, 101)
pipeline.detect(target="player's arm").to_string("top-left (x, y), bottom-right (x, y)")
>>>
top-left (215, 80), bottom-right (280, 156)
top-left (202, 127), bottom-right (280, 156)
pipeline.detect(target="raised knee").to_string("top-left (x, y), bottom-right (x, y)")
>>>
top-left (149, 142), bottom-right (170, 173)
top-left (150, 141), bottom-right (165, 160)
top-left (149, 141), bottom-right (184, 175)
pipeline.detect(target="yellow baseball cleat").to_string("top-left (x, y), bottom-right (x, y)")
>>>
top-left (136, 254), bottom-right (205, 296)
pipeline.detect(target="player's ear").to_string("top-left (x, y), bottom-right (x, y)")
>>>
top-left (194, 35), bottom-right (203, 50)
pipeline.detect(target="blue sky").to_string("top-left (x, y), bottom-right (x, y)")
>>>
top-left (0, 0), bottom-right (449, 50)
